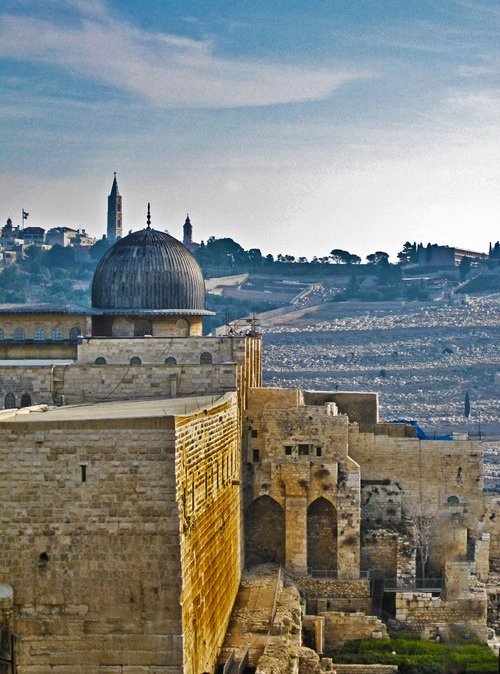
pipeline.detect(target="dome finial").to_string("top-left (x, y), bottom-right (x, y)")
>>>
top-left (147, 202), bottom-right (151, 229)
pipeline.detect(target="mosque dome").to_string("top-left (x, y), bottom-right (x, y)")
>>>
top-left (91, 222), bottom-right (206, 313)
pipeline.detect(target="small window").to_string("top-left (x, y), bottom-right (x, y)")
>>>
top-left (200, 352), bottom-right (212, 364)
top-left (0, 328), bottom-right (4, 340)
top-left (81, 465), bottom-right (87, 483)
top-left (51, 327), bottom-right (63, 341)
top-left (316, 446), bottom-right (322, 457)
top-left (252, 449), bottom-right (260, 463)
top-left (251, 429), bottom-right (258, 438)
top-left (130, 356), bottom-right (142, 365)
top-left (4, 392), bottom-right (16, 409)
top-left (69, 327), bottom-right (81, 339)
top-left (285, 445), bottom-right (293, 456)
top-left (33, 328), bottom-right (45, 341)
top-left (447, 495), bottom-right (460, 505)
top-left (20, 393), bottom-right (32, 408)
top-left (165, 356), bottom-right (177, 365)
top-left (298, 444), bottom-right (310, 456)
top-left (14, 327), bottom-right (25, 340)
top-left (94, 357), bottom-right (107, 365)
top-left (134, 319), bottom-right (152, 337)
top-left (175, 318), bottom-right (190, 337)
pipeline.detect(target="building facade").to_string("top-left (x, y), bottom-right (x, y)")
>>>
top-left (0, 217), bottom-right (496, 672)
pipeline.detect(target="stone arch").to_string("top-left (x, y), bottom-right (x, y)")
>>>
top-left (95, 356), bottom-right (107, 365)
top-left (14, 327), bottom-right (25, 340)
top-left (130, 356), bottom-right (142, 365)
top-left (165, 356), bottom-right (177, 365)
top-left (245, 495), bottom-right (285, 567)
top-left (4, 392), bottom-right (16, 409)
top-left (307, 497), bottom-right (337, 574)
top-left (200, 351), bottom-right (212, 365)
top-left (134, 319), bottom-right (152, 337)
top-left (20, 393), bottom-right (32, 408)
top-left (51, 327), bottom-right (63, 340)
top-left (69, 327), bottom-right (81, 339)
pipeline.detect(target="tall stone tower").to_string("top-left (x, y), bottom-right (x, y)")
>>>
top-left (183, 214), bottom-right (192, 248)
top-left (107, 172), bottom-right (122, 242)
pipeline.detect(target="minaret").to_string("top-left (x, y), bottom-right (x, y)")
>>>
top-left (183, 214), bottom-right (192, 248)
top-left (107, 172), bottom-right (122, 242)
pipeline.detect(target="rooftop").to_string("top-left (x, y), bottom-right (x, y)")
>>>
top-left (0, 395), bottom-right (226, 424)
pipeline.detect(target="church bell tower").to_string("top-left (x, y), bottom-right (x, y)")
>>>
top-left (107, 172), bottom-right (122, 242)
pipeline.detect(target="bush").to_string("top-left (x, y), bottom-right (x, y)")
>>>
top-left (327, 638), bottom-right (497, 673)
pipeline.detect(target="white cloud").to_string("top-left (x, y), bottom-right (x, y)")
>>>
top-left (0, 3), bottom-right (366, 108)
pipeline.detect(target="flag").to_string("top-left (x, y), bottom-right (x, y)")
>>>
top-left (22, 210), bottom-right (29, 220)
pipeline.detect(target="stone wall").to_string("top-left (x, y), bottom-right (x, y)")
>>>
top-left (0, 312), bottom-right (87, 341)
top-left (320, 611), bottom-right (388, 648)
top-left (294, 578), bottom-right (371, 614)
top-left (395, 591), bottom-right (488, 637)
top-left (349, 428), bottom-right (485, 570)
top-left (175, 393), bottom-right (241, 674)
top-left (331, 666), bottom-right (397, 674)
top-left (0, 412), bottom-right (184, 672)
top-left (361, 531), bottom-right (398, 577)
top-left (302, 391), bottom-right (378, 431)
top-left (243, 392), bottom-right (360, 579)
top-left (484, 495), bottom-right (500, 570)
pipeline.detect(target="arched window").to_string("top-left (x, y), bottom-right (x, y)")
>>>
top-left (13, 327), bottom-right (25, 340)
top-left (69, 327), bottom-right (81, 339)
top-left (175, 318), bottom-right (190, 337)
top-left (0, 328), bottom-right (4, 340)
top-left (4, 392), bottom-right (16, 409)
top-left (165, 356), bottom-right (177, 365)
top-left (200, 352), bottom-right (212, 365)
top-left (447, 495), bottom-right (460, 505)
top-left (130, 356), bottom-right (142, 366)
top-left (33, 328), bottom-right (45, 341)
top-left (245, 496), bottom-right (285, 567)
top-left (20, 393), bottom-right (32, 408)
top-left (94, 357), bottom-right (107, 365)
top-left (51, 327), bottom-right (63, 341)
top-left (134, 319), bottom-right (152, 337)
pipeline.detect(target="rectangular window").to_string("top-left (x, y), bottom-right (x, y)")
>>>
top-left (298, 444), bottom-right (310, 455)
top-left (253, 449), bottom-right (260, 463)
top-left (251, 429), bottom-right (258, 438)
top-left (80, 465), bottom-right (87, 483)
top-left (285, 445), bottom-right (293, 455)
top-left (316, 446), bottom-right (322, 457)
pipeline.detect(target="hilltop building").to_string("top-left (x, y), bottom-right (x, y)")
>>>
top-left (0, 206), bottom-right (497, 673)
top-left (182, 214), bottom-right (200, 252)
top-left (106, 172), bottom-right (123, 243)
top-left (417, 243), bottom-right (488, 267)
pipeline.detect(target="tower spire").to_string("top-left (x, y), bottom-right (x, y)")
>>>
top-left (147, 203), bottom-right (151, 229)
top-left (107, 172), bottom-right (122, 242)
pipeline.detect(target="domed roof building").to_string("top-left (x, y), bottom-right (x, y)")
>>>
top-left (90, 205), bottom-right (212, 337)
top-left (92, 223), bottom-right (206, 313)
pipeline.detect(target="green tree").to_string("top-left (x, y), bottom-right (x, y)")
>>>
top-left (366, 251), bottom-right (389, 265)
top-left (397, 241), bottom-right (417, 265)
top-left (330, 249), bottom-right (361, 265)
top-left (464, 390), bottom-right (471, 419)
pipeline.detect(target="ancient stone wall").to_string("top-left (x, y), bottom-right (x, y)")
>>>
top-left (320, 610), bottom-right (388, 648)
top-left (0, 313), bottom-right (87, 341)
top-left (349, 428), bottom-right (485, 569)
top-left (361, 531), bottom-right (398, 577)
top-left (175, 393), bottom-right (241, 674)
top-left (484, 495), bottom-right (500, 571)
top-left (302, 391), bottom-right (378, 431)
top-left (243, 393), bottom-right (360, 579)
top-left (395, 591), bottom-right (488, 636)
top-left (294, 578), bottom-right (371, 614)
top-left (0, 413), bottom-right (184, 672)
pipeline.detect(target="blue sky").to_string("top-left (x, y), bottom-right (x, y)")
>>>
top-left (0, 0), bottom-right (498, 259)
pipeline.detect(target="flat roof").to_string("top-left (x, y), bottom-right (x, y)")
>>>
top-left (0, 395), bottom-right (225, 424)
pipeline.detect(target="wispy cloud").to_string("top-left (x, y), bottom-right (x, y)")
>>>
top-left (0, 1), bottom-right (366, 108)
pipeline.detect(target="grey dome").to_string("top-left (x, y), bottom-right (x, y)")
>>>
top-left (91, 227), bottom-right (205, 311)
